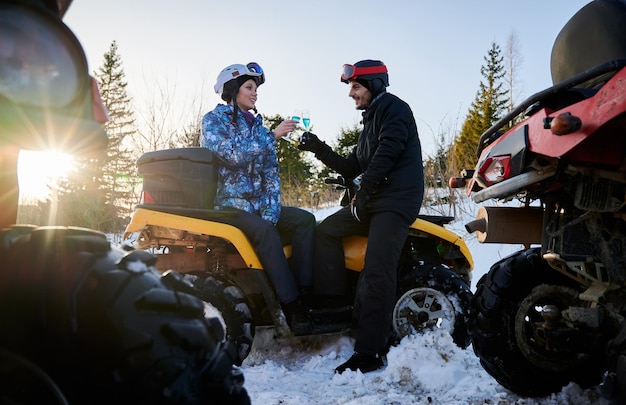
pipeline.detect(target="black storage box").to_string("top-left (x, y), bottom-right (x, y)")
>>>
top-left (137, 147), bottom-right (218, 209)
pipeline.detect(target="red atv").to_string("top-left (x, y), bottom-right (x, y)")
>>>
top-left (450, 0), bottom-right (626, 400)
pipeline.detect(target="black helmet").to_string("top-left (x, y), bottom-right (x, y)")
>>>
top-left (341, 59), bottom-right (389, 95)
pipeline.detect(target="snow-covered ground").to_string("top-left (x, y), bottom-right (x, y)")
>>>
top-left (239, 204), bottom-right (610, 404)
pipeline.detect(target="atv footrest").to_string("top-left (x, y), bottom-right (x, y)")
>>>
top-left (309, 306), bottom-right (353, 330)
top-left (309, 321), bottom-right (353, 335)
top-left (308, 305), bottom-right (353, 315)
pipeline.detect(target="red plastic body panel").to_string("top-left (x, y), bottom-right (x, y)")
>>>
top-left (484, 67), bottom-right (626, 167)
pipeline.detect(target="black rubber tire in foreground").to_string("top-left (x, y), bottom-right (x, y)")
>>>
top-left (394, 262), bottom-right (473, 348)
top-left (470, 248), bottom-right (604, 397)
top-left (192, 274), bottom-right (256, 366)
top-left (0, 226), bottom-right (250, 405)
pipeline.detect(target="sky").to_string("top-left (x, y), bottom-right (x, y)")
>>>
top-left (62, 0), bottom-right (592, 158)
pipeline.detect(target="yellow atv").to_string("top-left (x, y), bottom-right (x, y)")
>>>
top-left (123, 147), bottom-right (474, 364)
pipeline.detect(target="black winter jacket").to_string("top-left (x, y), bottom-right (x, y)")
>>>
top-left (317, 92), bottom-right (424, 222)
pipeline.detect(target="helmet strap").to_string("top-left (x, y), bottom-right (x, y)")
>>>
top-left (231, 89), bottom-right (239, 125)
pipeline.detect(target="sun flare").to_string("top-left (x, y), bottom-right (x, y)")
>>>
top-left (17, 150), bottom-right (74, 202)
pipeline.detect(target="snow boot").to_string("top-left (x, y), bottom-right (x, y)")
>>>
top-left (335, 352), bottom-right (385, 374)
top-left (283, 298), bottom-right (312, 336)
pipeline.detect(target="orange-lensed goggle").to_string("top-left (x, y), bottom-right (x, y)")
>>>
top-left (341, 64), bottom-right (388, 82)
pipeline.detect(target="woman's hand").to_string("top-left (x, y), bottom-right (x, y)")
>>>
top-left (272, 119), bottom-right (297, 139)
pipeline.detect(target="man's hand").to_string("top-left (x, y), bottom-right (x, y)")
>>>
top-left (325, 176), bottom-right (357, 207)
top-left (297, 132), bottom-right (324, 153)
top-left (350, 189), bottom-right (369, 222)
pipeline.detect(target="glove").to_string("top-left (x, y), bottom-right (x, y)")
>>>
top-left (324, 176), bottom-right (349, 189)
top-left (297, 132), bottom-right (328, 155)
top-left (350, 188), bottom-right (369, 222)
top-left (326, 177), bottom-right (357, 207)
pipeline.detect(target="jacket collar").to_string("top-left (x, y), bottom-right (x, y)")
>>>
top-left (362, 92), bottom-right (387, 120)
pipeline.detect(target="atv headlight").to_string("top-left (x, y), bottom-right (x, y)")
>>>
top-left (0, 2), bottom-right (107, 156)
top-left (0, 3), bottom-right (87, 108)
top-left (477, 156), bottom-right (511, 187)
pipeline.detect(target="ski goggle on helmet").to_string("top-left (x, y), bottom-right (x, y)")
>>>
top-left (214, 62), bottom-right (265, 95)
top-left (341, 62), bottom-right (388, 83)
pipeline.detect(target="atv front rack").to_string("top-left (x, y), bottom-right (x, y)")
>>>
top-left (477, 58), bottom-right (626, 156)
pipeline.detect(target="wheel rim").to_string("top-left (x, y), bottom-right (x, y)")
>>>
top-left (392, 287), bottom-right (456, 338)
top-left (514, 284), bottom-right (587, 371)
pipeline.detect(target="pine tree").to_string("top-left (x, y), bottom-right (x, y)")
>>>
top-left (314, 124), bottom-right (362, 206)
top-left (424, 132), bottom-right (450, 189)
top-left (95, 41), bottom-right (139, 230)
top-left (452, 42), bottom-right (509, 172)
top-left (334, 124), bottom-right (361, 157)
top-left (51, 41), bottom-right (139, 232)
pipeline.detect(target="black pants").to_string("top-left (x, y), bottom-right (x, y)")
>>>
top-left (314, 206), bottom-right (410, 356)
top-left (215, 206), bottom-right (315, 304)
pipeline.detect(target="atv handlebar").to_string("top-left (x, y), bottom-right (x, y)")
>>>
top-left (325, 176), bottom-right (350, 189)
top-left (325, 176), bottom-right (357, 207)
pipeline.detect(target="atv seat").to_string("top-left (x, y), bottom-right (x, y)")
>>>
top-left (134, 204), bottom-right (237, 221)
top-left (417, 214), bottom-right (454, 226)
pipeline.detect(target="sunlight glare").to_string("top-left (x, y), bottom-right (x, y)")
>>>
top-left (17, 150), bottom-right (74, 201)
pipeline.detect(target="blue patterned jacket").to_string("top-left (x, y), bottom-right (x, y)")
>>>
top-left (200, 104), bottom-right (282, 224)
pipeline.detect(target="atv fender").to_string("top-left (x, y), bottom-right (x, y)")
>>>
top-left (123, 207), bottom-right (262, 268)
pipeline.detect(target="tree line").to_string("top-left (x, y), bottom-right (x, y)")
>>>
top-left (18, 34), bottom-right (521, 233)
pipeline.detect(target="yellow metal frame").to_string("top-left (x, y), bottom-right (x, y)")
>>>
top-left (123, 208), bottom-right (474, 274)
top-left (410, 217), bottom-right (474, 270)
top-left (123, 207), bottom-right (262, 269)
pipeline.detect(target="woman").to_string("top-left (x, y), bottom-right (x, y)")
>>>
top-left (200, 62), bottom-right (314, 334)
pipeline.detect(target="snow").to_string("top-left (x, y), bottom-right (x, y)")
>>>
top-left (237, 204), bottom-right (610, 404)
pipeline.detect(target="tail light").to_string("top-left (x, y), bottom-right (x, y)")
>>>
top-left (477, 156), bottom-right (511, 186)
top-left (141, 191), bottom-right (155, 204)
top-left (547, 112), bottom-right (582, 135)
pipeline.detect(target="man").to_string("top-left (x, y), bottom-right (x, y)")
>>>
top-left (297, 59), bottom-right (424, 373)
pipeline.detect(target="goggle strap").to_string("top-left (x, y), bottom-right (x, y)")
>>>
top-left (342, 64), bottom-right (388, 81)
top-left (353, 65), bottom-right (388, 76)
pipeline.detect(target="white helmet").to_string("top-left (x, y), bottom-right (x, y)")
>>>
top-left (214, 62), bottom-right (265, 100)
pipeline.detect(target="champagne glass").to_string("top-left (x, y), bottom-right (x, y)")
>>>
top-left (284, 111), bottom-right (301, 145)
top-left (301, 109), bottom-right (311, 132)
top-left (290, 110), bottom-right (301, 126)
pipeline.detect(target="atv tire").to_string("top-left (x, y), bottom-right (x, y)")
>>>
top-left (0, 225), bottom-right (250, 405)
top-left (394, 262), bottom-right (473, 348)
top-left (192, 274), bottom-right (256, 365)
top-left (471, 248), bottom-right (604, 397)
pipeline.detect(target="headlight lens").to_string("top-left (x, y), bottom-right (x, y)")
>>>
top-left (0, 4), bottom-right (88, 108)
top-left (477, 156), bottom-right (511, 186)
